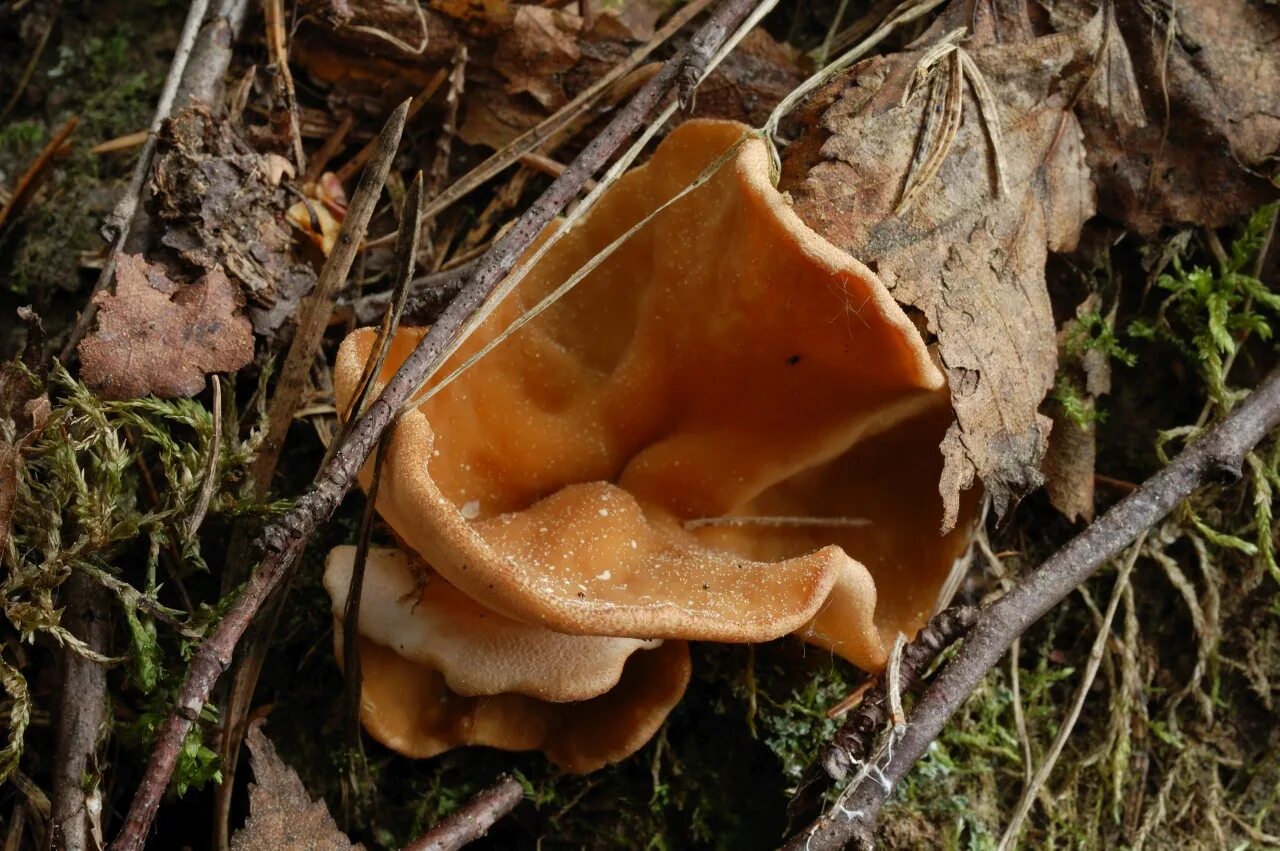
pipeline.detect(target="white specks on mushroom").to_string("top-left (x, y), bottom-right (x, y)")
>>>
top-left (460, 500), bottom-right (481, 520)
top-left (596, 570), bottom-right (612, 581)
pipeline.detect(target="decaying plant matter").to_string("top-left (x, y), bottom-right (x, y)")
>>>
top-left (3, 0), bottom-right (1280, 848)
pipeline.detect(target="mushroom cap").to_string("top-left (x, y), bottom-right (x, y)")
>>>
top-left (340, 627), bottom-right (690, 774)
top-left (335, 119), bottom-right (968, 665)
top-left (324, 545), bottom-right (660, 701)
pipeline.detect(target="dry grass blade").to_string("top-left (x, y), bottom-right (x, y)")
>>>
top-left (996, 536), bottom-right (1145, 851)
top-left (339, 173), bottom-right (423, 775)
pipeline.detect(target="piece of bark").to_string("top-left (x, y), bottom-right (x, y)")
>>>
top-left (48, 575), bottom-right (109, 851)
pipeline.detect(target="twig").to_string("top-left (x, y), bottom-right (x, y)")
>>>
top-left (339, 259), bottom-right (477, 326)
top-left (342, 172), bottom-right (423, 767)
top-left (177, 0), bottom-right (252, 109)
top-left (0, 1), bottom-right (57, 125)
top-left (402, 774), bottom-right (524, 851)
top-left (0, 115), bottom-right (78, 233)
top-left (264, 0), bottom-right (306, 172)
top-left (59, 0), bottom-right (214, 362)
top-left (247, 99), bottom-right (409, 499)
top-left (786, 606), bottom-right (978, 823)
top-left (49, 574), bottom-right (109, 851)
top-left (210, 100), bottom-right (409, 851)
top-left (785, 366), bottom-right (1280, 851)
top-left (111, 3), bottom-right (762, 847)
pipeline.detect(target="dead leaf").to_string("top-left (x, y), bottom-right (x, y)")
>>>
top-left (1064, 0), bottom-right (1280, 235)
top-left (230, 722), bottom-right (363, 851)
top-left (588, 0), bottom-right (667, 42)
top-left (79, 254), bottom-right (254, 400)
top-left (150, 104), bottom-right (318, 338)
top-left (430, 0), bottom-right (512, 32)
top-left (494, 6), bottom-right (583, 110)
top-left (780, 2), bottom-right (1105, 529)
top-left (459, 81), bottom-right (548, 150)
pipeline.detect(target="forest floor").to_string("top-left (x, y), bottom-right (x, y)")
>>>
top-left (2, 1), bottom-right (1280, 849)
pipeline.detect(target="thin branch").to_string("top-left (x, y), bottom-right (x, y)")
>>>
top-left (210, 100), bottom-right (410, 851)
top-left (110, 2), bottom-right (763, 846)
top-left (402, 774), bottom-right (524, 851)
top-left (786, 606), bottom-right (978, 824)
top-left (341, 172), bottom-right (422, 772)
top-left (49, 574), bottom-right (109, 851)
top-left (785, 365), bottom-right (1280, 851)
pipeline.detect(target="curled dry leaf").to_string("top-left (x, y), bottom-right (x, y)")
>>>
top-left (1060, 0), bottom-right (1280, 235)
top-left (78, 254), bottom-right (254, 400)
top-left (230, 721), bottom-right (363, 851)
top-left (779, 3), bottom-right (1111, 529)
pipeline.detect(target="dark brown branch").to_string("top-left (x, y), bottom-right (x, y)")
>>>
top-left (783, 365), bottom-right (1280, 851)
top-left (787, 606), bottom-right (978, 821)
top-left (337, 260), bottom-right (477, 327)
top-left (110, 2), bottom-right (761, 847)
top-left (402, 775), bottom-right (524, 851)
top-left (49, 574), bottom-right (110, 851)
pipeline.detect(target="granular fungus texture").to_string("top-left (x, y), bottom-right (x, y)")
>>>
top-left (324, 545), bottom-right (660, 701)
top-left (334, 120), bottom-right (975, 717)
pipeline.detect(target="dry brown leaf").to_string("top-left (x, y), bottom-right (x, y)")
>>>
top-left (588, 0), bottom-right (667, 42)
top-left (459, 81), bottom-right (549, 150)
top-left (79, 254), bottom-right (253, 400)
top-left (494, 6), bottom-right (583, 110)
top-left (230, 722), bottom-right (363, 851)
top-left (780, 2), bottom-right (1108, 529)
top-left (151, 105), bottom-right (317, 337)
top-left (1063, 0), bottom-right (1280, 235)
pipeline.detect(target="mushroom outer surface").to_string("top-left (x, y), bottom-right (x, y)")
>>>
top-left (339, 627), bottom-right (691, 774)
top-left (324, 545), bottom-right (660, 701)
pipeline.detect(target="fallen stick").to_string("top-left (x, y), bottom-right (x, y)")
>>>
top-left (109, 1), bottom-right (764, 846)
top-left (402, 774), bottom-right (524, 851)
top-left (783, 365), bottom-right (1280, 851)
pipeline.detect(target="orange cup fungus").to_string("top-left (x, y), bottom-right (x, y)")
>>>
top-left (325, 119), bottom-right (976, 773)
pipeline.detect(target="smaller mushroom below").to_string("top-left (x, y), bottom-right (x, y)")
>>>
top-left (324, 545), bottom-right (662, 701)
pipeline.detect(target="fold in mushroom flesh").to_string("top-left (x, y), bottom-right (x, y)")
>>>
top-left (327, 119), bottom-right (977, 772)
